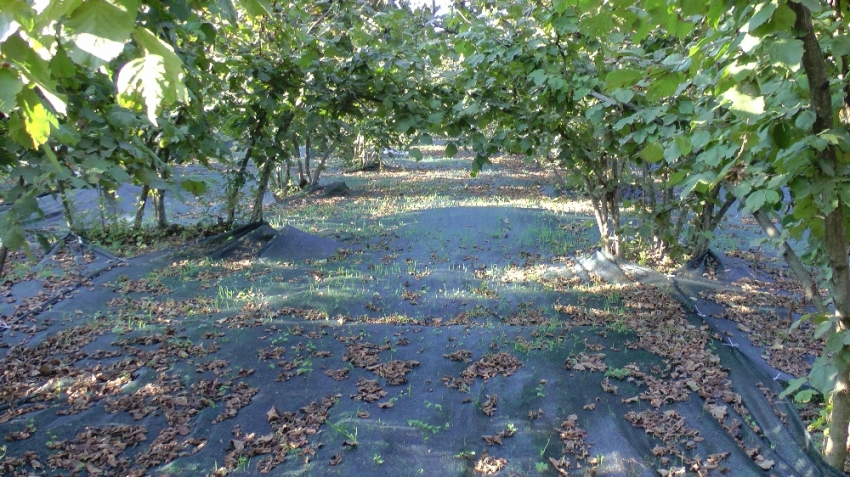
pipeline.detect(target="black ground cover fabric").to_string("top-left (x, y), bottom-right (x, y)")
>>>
top-left (0, 209), bottom-right (842, 477)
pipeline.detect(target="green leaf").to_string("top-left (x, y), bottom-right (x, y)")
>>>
top-left (645, 72), bottom-right (682, 102)
top-left (553, 0), bottom-right (568, 13)
top-left (117, 27), bottom-right (188, 124)
top-left (611, 89), bottom-right (634, 103)
top-left (35, 232), bottom-right (51, 253)
top-left (2, 34), bottom-right (69, 114)
top-left (763, 189), bottom-right (780, 205)
top-left (181, 179), bottom-right (207, 196)
top-left (793, 389), bottom-right (819, 403)
top-left (237, 0), bottom-right (272, 16)
top-left (832, 35), bottom-right (850, 57)
top-left (34, 0), bottom-right (82, 31)
top-left (3, 33), bottom-right (51, 87)
top-left (778, 377), bottom-right (807, 399)
top-left (445, 143), bottom-right (458, 158)
top-left (216, 0), bottom-right (237, 24)
top-left (640, 143), bottom-right (664, 163)
top-left (745, 0), bottom-right (777, 33)
top-left (766, 38), bottom-right (803, 70)
top-left (674, 136), bottom-right (692, 156)
top-left (668, 170), bottom-right (687, 186)
top-left (18, 88), bottom-right (57, 149)
top-left (454, 40), bottom-right (474, 57)
top-left (0, 69), bottom-right (23, 114)
top-left (791, 312), bottom-right (819, 331)
top-left (198, 23), bottom-right (217, 44)
top-left (116, 55), bottom-right (167, 124)
top-left (134, 168), bottom-right (167, 189)
top-left (795, 110), bottom-right (816, 130)
top-left (809, 355), bottom-right (837, 396)
top-left (64, 0), bottom-right (139, 67)
top-left (745, 190), bottom-right (767, 211)
top-left (1, 222), bottom-right (26, 251)
top-left (691, 131), bottom-right (710, 153)
top-left (680, 0), bottom-right (705, 16)
top-left (409, 148), bottom-right (423, 161)
top-left (529, 69), bottom-right (547, 87)
top-left (49, 46), bottom-right (77, 79)
top-left (720, 86), bottom-right (765, 119)
top-left (604, 69), bottom-right (643, 91)
top-left (814, 318), bottom-right (835, 340)
top-left (297, 50), bottom-right (319, 69)
top-left (470, 154), bottom-right (490, 177)
top-left (165, 0), bottom-right (190, 20)
top-left (771, 122), bottom-right (792, 149)
top-left (0, 0), bottom-right (32, 42)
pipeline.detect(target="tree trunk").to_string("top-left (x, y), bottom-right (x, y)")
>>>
top-left (285, 156), bottom-right (292, 188)
top-left (0, 244), bottom-right (9, 281)
top-left (791, 1), bottom-right (850, 467)
top-left (311, 138), bottom-right (338, 184)
top-left (749, 208), bottom-right (827, 314)
top-left (225, 110), bottom-right (268, 227)
top-left (251, 159), bottom-right (274, 223)
top-left (304, 137), bottom-right (312, 184)
top-left (582, 174), bottom-right (617, 257)
top-left (689, 189), bottom-right (735, 261)
top-left (252, 113), bottom-right (293, 219)
top-left (296, 159), bottom-right (306, 186)
top-left (56, 179), bottom-right (76, 234)
top-left (155, 189), bottom-right (167, 229)
top-left (134, 184), bottom-right (150, 230)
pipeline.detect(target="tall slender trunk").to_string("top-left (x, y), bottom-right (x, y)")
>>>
top-left (56, 179), bottom-right (76, 234)
top-left (689, 188), bottom-right (735, 261)
top-left (0, 244), bottom-right (8, 280)
top-left (790, 2), bottom-right (850, 467)
top-left (155, 189), bottom-right (167, 229)
top-left (134, 185), bottom-right (150, 230)
top-left (582, 174), bottom-right (617, 257)
top-left (225, 110), bottom-right (268, 226)
top-left (251, 113), bottom-right (293, 222)
top-left (284, 156), bottom-right (292, 188)
top-left (311, 138), bottom-right (338, 184)
top-left (97, 186), bottom-right (108, 229)
top-left (293, 136), bottom-right (307, 186)
top-left (748, 208), bottom-right (826, 314)
top-left (310, 151), bottom-right (328, 184)
top-left (296, 159), bottom-right (305, 186)
top-left (304, 137), bottom-right (312, 184)
top-left (251, 159), bottom-right (274, 223)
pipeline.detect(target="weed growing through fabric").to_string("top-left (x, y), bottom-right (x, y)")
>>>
top-left (325, 419), bottom-right (358, 445)
top-left (407, 419), bottom-right (450, 439)
top-left (295, 359), bottom-right (313, 376)
top-left (534, 384), bottom-right (546, 398)
top-left (608, 319), bottom-right (631, 334)
top-left (605, 368), bottom-right (632, 380)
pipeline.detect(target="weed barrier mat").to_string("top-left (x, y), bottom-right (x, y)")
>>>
top-left (0, 208), bottom-right (842, 477)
